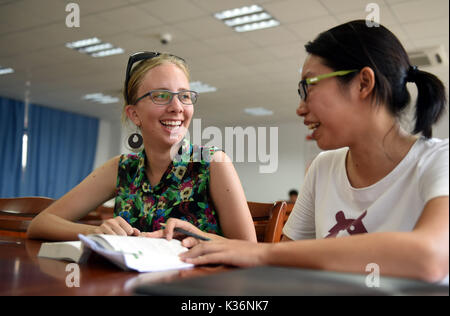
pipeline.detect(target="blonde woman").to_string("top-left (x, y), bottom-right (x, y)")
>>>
top-left (28, 52), bottom-right (256, 243)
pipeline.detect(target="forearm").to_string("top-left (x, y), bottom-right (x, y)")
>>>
top-left (266, 232), bottom-right (446, 282)
top-left (27, 213), bottom-right (98, 241)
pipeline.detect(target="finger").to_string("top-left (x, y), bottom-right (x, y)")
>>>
top-left (182, 252), bottom-right (227, 266)
top-left (165, 218), bottom-right (178, 241)
top-left (99, 224), bottom-right (116, 235)
top-left (141, 230), bottom-right (165, 238)
top-left (132, 228), bottom-right (141, 236)
top-left (114, 217), bottom-right (135, 235)
top-left (179, 242), bottom-right (221, 259)
top-left (181, 237), bottom-right (200, 248)
top-left (107, 221), bottom-right (128, 236)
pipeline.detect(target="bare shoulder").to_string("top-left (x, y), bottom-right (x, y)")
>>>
top-left (210, 150), bottom-right (232, 164)
top-left (89, 155), bottom-right (121, 179)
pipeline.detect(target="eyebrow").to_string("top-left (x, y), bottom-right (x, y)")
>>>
top-left (151, 87), bottom-right (189, 92)
top-left (301, 71), bottom-right (315, 80)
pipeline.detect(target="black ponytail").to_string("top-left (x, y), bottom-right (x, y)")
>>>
top-left (412, 69), bottom-right (446, 138)
top-left (305, 20), bottom-right (447, 138)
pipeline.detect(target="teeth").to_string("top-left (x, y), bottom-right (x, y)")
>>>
top-left (308, 123), bottom-right (320, 130)
top-left (161, 120), bottom-right (182, 126)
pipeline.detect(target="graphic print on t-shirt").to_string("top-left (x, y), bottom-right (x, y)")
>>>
top-left (325, 210), bottom-right (368, 238)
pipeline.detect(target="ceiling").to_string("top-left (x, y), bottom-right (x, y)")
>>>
top-left (0, 0), bottom-right (448, 127)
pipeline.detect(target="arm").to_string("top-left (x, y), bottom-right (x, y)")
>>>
top-left (27, 156), bottom-right (135, 241)
top-left (208, 151), bottom-right (257, 242)
top-left (181, 196), bottom-right (449, 283)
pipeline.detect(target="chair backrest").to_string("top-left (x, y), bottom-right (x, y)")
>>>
top-left (283, 202), bottom-right (295, 225)
top-left (248, 201), bottom-right (287, 243)
top-left (0, 197), bottom-right (55, 237)
top-left (0, 196), bottom-right (109, 237)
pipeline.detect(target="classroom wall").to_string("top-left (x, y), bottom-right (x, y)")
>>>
top-left (92, 119), bottom-right (122, 170)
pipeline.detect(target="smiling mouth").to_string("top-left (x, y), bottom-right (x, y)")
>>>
top-left (160, 120), bottom-right (182, 130)
top-left (308, 123), bottom-right (321, 130)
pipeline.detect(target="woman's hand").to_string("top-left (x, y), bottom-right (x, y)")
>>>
top-left (93, 217), bottom-right (140, 236)
top-left (141, 218), bottom-right (225, 247)
top-left (179, 239), bottom-right (272, 268)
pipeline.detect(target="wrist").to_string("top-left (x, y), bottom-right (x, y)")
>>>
top-left (260, 242), bottom-right (277, 266)
top-left (80, 224), bottom-right (99, 236)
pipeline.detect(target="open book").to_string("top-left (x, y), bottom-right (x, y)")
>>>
top-left (37, 234), bottom-right (193, 272)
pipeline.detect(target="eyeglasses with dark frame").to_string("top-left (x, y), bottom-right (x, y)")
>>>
top-left (124, 51), bottom-right (188, 105)
top-left (135, 89), bottom-right (198, 106)
top-left (298, 69), bottom-right (358, 101)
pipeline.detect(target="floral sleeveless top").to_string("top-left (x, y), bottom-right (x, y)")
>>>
top-left (113, 140), bottom-right (222, 235)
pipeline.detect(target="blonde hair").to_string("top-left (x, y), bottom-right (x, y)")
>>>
top-left (121, 53), bottom-right (190, 124)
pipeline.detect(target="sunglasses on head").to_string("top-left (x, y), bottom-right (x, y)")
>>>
top-left (124, 51), bottom-right (186, 105)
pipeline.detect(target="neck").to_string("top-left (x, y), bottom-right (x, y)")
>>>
top-left (143, 140), bottom-right (181, 176)
top-left (346, 118), bottom-right (417, 188)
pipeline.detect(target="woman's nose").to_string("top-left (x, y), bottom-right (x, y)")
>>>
top-left (296, 100), bottom-right (308, 117)
top-left (167, 95), bottom-right (184, 112)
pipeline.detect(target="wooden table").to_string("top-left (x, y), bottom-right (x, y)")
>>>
top-left (0, 235), bottom-right (229, 296)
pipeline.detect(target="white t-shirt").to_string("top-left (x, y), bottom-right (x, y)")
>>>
top-left (283, 137), bottom-right (449, 283)
top-left (284, 137), bottom-right (448, 240)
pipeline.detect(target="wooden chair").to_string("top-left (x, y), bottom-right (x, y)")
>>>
top-left (0, 196), bottom-right (109, 237)
top-left (248, 201), bottom-right (287, 243)
top-left (284, 202), bottom-right (295, 225)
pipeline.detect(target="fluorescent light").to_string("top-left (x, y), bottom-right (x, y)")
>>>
top-left (244, 107), bottom-right (273, 116)
top-left (66, 38), bottom-right (124, 58)
top-left (215, 5), bottom-right (279, 33)
top-left (66, 37), bottom-right (101, 49)
top-left (190, 81), bottom-right (217, 93)
top-left (215, 5), bottom-right (263, 20)
top-left (91, 48), bottom-right (124, 58)
top-left (83, 93), bottom-right (119, 104)
top-left (224, 12), bottom-right (271, 26)
top-left (21, 133), bottom-right (28, 170)
top-left (0, 67), bottom-right (14, 75)
top-left (78, 43), bottom-right (113, 53)
top-left (235, 19), bottom-right (280, 32)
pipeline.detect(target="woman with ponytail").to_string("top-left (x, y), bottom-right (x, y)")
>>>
top-left (179, 20), bottom-right (449, 284)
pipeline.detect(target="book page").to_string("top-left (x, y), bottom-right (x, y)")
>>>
top-left (38, 241), bottom-right (83, 262)
top-left (93, 234), bottom-right (189, 258)
top-left (79, 234), bottom-right (193, 272)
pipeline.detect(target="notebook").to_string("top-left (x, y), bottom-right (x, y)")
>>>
top-left (134, 265), bottom-right (449, 296)
top-left (37, 234), bottom-right (193, 272)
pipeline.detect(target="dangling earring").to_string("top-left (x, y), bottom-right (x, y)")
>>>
top-left (127, 126), bottom-right (143, 152)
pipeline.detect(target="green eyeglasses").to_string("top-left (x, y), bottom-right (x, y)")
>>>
top-left (135, 89), bottom-right (198, 105)
top-left (298, 69), bottom-right (358, 101)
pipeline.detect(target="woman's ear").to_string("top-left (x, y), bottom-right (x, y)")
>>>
top-left (357, 67), bottom-right (376, 100)
top-left (125, 105), bottom-right (141, 127)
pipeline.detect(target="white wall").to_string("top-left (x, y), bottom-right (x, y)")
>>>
top-left (188, 120), bottom-right (312, 203)
top-left (92, 119), bottom-right (122, 170)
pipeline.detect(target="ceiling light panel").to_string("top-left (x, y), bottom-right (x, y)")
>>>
top-left (82, 93), bottom-right (119, 104)
top-left (0, 67), bottom-right (14, 75)
top-left (66, 37), bottom-right (124, 58)
top-left (215, 5), bottom-right (279, 32)
top-left (190, 81), bottom-right (217, 93)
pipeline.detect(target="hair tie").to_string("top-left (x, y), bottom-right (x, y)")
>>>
top-left (406, 65), bottom-right (419, 83)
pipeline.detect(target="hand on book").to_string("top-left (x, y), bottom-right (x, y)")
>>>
top-left (140, 218), bottom-right (224, 247)
top-left (93, 216), bottom-right (141, 236)
top-left (179, 239), bottom-right (271, 268)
